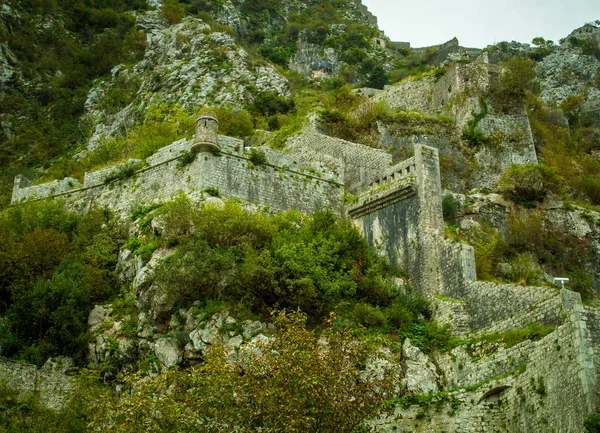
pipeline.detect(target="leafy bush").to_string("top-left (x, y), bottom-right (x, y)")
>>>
top-left (460, 222), bottom-right (506, 281)
top-left (491, 57), bottom-right (537, 111)
top-left (569, 36), bottom-right (600, 60)
top-left (203, 187), bottom-right (220, 197)
top-left (319, 100), bottom-right (390, 147)
top-left (87, 312), bottom-right (398, 433)
top-left (253, 92), bottom-right (295, 117)
top-left (506, 252), bottom-right (543, 285)
top-left (506, 209), bottom-right (544, 253)
top-left (529, 37), bottom-right (555, 61)
top-left (98, 73), bottom-right (141, 115)
top-left (442, 195), bottom-right (460, 223)
top-left (161, 1), bottom-right (185, 24)
top-left (505, 207), bottom-right (592, 295)
top-left (497, 163), bottom-right (565, 205)
top-left (0, 202), bottom-right (126, 365)
top-left (584, 410), bottom-right (600, 433)
top-left (579, 176), bottom-right (600, 205)
top-left (248, 148), bottom-right (268, 166)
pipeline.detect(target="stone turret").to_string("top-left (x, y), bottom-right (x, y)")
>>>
top-left (191, 114), bottom-right (220, 153)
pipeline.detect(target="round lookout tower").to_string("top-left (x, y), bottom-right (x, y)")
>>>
top-left (191, 114), bottom-right (220, 153)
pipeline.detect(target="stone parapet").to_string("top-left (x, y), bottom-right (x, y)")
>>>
top-left (11, 136), bottom-right (344, 216)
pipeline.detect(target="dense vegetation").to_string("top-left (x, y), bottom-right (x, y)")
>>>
top-left (0, 196), bottom-right (450, 431)
top-left (0, 201), bottom-right (126, 364)
top-left (0, 312), bottom-right (399, 432)
top-left (0, 0), bottom-right (149, 205)
top-left (0, 196), bottom-right (450, 365)
top-left (134, 195), bottom-right (450, 344)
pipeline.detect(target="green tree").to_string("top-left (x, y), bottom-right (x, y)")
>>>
top-left (88, 312), bottom-right (398, 432)
top-left (491, 57), bottom-right (537, 110)
top-left (497, 163), bottom-right (565, 205)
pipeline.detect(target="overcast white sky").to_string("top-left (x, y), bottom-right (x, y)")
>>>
top-left (362, 0), bottom-right (600, 48)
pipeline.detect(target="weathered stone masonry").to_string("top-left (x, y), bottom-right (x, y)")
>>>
top-left (12, 132), bottom-right (344, 216)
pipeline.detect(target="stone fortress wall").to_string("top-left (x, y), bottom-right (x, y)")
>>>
top-left (374, 59), bottom-right (538, 190)
top-left (10, 109), bottom-right (600, 431)
top-left (373, 290), bottom-right (597, 433)
top-left (12, 125), bottom-right (344, 216)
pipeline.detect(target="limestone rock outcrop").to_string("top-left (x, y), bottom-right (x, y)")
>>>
top-left (85, 15), bottom-right (291, 150)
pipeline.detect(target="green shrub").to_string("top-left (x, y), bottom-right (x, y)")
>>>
top-left (529, 37), bottom-right (555, 61)
top-left (161, 1), bottom-right (185, 24)
top-left (154, 193), bottom-right (197, 245)
top-left (253, 92), bottom-right (295, 117)
top-left (506, 252), bottom-right (543, 285)
top-left (497, 163), bottom-right (565, 205)
top-left (203, 187), bottom-right (220, 197)
top-left (103, 160), bottom-right (145, 184)
top-left (0, 203), bottom-right (125, 365)
top-left (569, 36), bottom-right (600, 60)
top-left (98, 74), bottom-right (141, 114)
top-left (177, 150), bottom-right (196, 168)
top-left (353, 303), bottom-right (387, 328)
top-left (506, 209), bottom-right (544, 253)
top-left (584, 410), bottom-right (600, 432)
top-left (134, 239), bottom-right (160, 262)
top-left (491, 57), bottom-right (537, 110)
top-left (442, 195), bottom-right (460, 223)
top-left (248, 148), bottom-right (268, 166)
top-left (461, 222), bottom-right (506, 281)
top-left (579, 176), bottom-right (600, 205)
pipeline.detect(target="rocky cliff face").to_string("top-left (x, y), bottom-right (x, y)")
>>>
top-left (85, 13), bottom-right (290, 150)
top-left (536, 22), bottom-right (600, 106)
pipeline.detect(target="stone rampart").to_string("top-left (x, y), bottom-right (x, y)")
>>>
top-left (480, 293), bottom-right (564, 335)
top-left (350, 144), bottom-right (475, 296)
top-left (83, 159), bottom-right (143, 188)
top-left (287, 129), bottom-right (392, 193)
top-left (375, 290), bottom-right (596, 433)
top-left (367, 157), bottom-right (415, 189)
top-left (12, 175), bottom-right (81, 205)
top-left (11, 136), bottom-right (344, 215)
top-left (375, 77), bottom-right (436, 114)
top-left (460, 282), bottom-right (557, 331)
